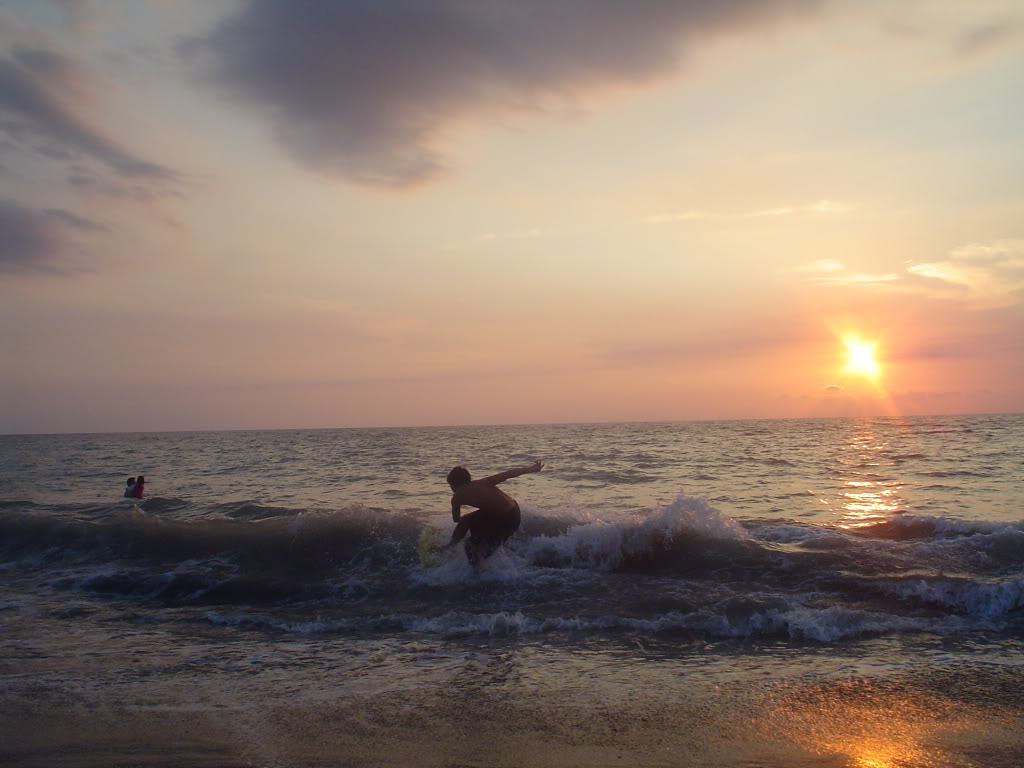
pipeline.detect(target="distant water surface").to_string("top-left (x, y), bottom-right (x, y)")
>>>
top-left (4, 413), bottom-right (1021, 522)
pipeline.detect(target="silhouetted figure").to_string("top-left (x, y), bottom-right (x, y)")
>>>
top-left (127, 475), bottom-right (145, 499)
top-left (446, 461), bottom-right (543, 566)
top-left (124, 477), bottom-right (136, 497)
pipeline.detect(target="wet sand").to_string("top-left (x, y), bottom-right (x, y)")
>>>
top-left (4, 622), bottom-right (1024, 768)
top-left (4, 683), bottom-right (1024, 768)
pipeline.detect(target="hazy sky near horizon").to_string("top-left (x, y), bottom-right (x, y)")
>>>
top-left (1, 0), bottom-right (1022, 434)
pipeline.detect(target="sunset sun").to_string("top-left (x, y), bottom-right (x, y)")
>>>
top-left (842, 335), bottom-right (882, 380)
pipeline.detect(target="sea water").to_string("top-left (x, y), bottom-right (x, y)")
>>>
top-left (2, 414), bottom-right (1023, 766)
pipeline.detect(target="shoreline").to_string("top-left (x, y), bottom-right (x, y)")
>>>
top-left (3, 604), bottom-right (1024, 768)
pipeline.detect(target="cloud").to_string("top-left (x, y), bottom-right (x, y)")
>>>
top-left (814, 272), bottom-right (900, 286)
top-left (185, 0), bottom-right (820, 187)
top-left (906, 239), bottom-right (1024, 306)
top-left (50, 0), bottom-right (102, 36)
top-left (67, 170), bottom-right (183, 202)
top-left (954, 20), bottom-right (1021, 59)
top-left (42, 208), bottom-right (108, 233)
top-left (797, 259), bottom-right (844, 273)
top-left (824, 384), bottom-right (841, 392)
top-left (0, 198), bottom-right (105, 273)
top-left (0, 46), bottom-right (173, 178)
top-left (792, 254), bottom-right (904, 289)
top-left (646, 199), bottom-right (849, 223)
top-left (948, 239), bottom-right (1024, 263)
top-left (793, 239), bottom-right (1024, 307)
top-left (807, 199), bottom-right (852, 213)
top-left (797, 265), bottom-right (900, 286)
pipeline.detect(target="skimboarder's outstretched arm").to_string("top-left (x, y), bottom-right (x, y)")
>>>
top-left (483, 461), bottom-right (543, 485)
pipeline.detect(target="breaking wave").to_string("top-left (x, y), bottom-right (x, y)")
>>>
top-left (3, 495), bottom-right (1023, 640)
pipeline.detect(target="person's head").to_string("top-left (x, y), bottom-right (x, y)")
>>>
top-left (127, 477), bottom-right (135, 485)
top-left (446, 466), bottom-right (470, 489)
top-left (135, 475), bottom-right (145, 485)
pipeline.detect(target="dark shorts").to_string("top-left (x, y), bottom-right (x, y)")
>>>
top-left (466, 502), bottom-right (521, 560)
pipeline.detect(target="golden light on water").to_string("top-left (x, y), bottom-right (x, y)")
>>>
top-left (834, 425), bottom-right (905, 528)
top-left (839, 480), bottom-right (900, 527)
top-left (842, 334), bottom-right (882, 380)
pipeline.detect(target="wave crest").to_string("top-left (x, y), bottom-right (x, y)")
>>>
top-left (522, 495), bottom-right (749, 571)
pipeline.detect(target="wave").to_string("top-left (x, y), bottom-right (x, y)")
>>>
top-left (7, 497), bottom-right (1024, 641)
top-left (0, 495), bottom-right (751, 575)
top-left (205, 603), bottom-right (974, 642)
top-left (520, 495), bottom-right (751, 572)
top-left (746, 517), bottom-right (1024, 579)
top-left (874, 575), bottom-right (1024, 618)
top-left (0, 503), bottom-right (422, 577)
top-left (852, 515), bottom-right (1024, 541)
top-left (5, 500), bottom-right (1022, 580)
top-left (742, 515), bottom-right (1024, 548)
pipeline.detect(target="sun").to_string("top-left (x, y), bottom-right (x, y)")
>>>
top-left (842, 335), bottom-right (881, 379)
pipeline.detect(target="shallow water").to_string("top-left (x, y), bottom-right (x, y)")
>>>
top-left (2, 414), bottom-right (1023, 766)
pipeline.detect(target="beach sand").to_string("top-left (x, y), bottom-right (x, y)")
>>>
top-left (3, 611), bottom-right (1023, 767)
top-left (5, 672), bottom-right (1024, 767)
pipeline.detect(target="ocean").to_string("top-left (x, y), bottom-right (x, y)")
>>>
top-left (2, 414), bottom-right (1023, 767)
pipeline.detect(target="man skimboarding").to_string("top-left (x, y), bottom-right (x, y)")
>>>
top-left (445, 461), bottom-right (543, 566)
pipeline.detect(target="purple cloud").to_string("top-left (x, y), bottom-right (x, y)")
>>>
top-left (67, 171), bottom-right (181, 202)
top-left (0, 198), bottom-right (105, 273)
top-left (186, 0), bottom-right (819, 186)
top-left (42, 208), bottom-right (108, 233)
top-left (0, 46), bottom-right (173, 178)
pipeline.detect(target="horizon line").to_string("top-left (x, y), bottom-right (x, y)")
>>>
top-left (1, 409), bottom-right (1020, 438)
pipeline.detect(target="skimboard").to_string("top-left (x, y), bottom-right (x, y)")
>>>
top-left (418, 526), bottom-right (444, 568)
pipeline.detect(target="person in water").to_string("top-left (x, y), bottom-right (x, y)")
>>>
top-left (445, 461), bottom-right (543, 566)
top-left (124, 477), bottom-right (136, 497)
top-left (127, 475), bottom-right (145, 499)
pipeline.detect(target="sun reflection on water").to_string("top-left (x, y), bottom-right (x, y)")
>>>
top-left (834, 425), bottom-right (906, 529)
top-left (839, 480), bottom-right (901, 527)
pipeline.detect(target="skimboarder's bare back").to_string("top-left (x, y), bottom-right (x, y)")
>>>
top-left (445, 461), bottom-right (543, 566)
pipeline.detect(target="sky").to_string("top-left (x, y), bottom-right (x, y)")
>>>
top-left (1, 0), bottom-right (1022, 434)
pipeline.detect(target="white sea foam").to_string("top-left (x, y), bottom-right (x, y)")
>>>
top-left (748, 524), bottom-right (820, 543)
top-left (748, 524), bottom-right (859, 552)
top-left (409, 495), bottom-right (746, 583)
top-left (409, 543), bottom-right (544, 586)
top-left (878, 576), bottom-right (1024, 618)
top-left (520, 495), bottom-right (747, 571)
